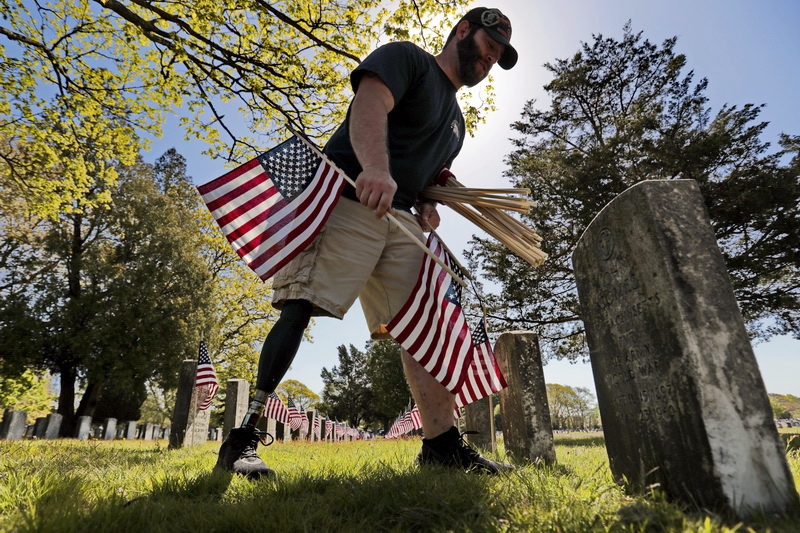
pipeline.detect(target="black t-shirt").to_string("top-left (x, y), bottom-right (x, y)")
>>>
top-left (324, 41), bottom-right (465, 211)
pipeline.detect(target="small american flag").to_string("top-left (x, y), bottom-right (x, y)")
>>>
top-left (455, 318), bottom-right (508, 409)
top-left (286, 398), bottom-right (304, 431)
top-left (197, 135), bottom-right (346, 280)
top-left (387, 234), bottom-right (475, 392)
top-left (312, 412), bottom-right (321, 440)
top-left (195, 341), bottom-right (219, 411)
top-left (325, 419), bottom-right (333, 439)
top-left (264, 392), bottom-right (290, 424)
top-left (409, 404), bottom-right (423, 430)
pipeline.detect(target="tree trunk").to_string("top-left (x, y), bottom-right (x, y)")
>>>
top-left (75, 379), bottom-right (104, 418)
top-left (57, 364), bottom-right (77, 437)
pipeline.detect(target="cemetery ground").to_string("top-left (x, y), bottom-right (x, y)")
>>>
top-left (1, 431), bottom-right (798, 532)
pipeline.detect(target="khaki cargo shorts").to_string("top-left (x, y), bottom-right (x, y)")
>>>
top-left (273, 196), bottom-right (425, 339)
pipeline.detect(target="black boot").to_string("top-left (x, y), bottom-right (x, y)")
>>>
top-left (417, 426), bottom-right (514, 474)
top-left (215, 426), bottom-right (276, 480)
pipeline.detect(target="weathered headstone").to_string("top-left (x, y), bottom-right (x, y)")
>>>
top-left (169, 359), bottom-right (211, 448)
top-left (572, 179), bottom-right (799, 516)
top-left (44, 414), bottom-right (62, 440)
top-left (123, 421), bottom-right (138, 440)
top-left (495, 332), bottom-right (556, 464)
top-left (33, 417), bottom-right (47, 439)
top-left (101, 418), bottom-right (117, 440)
top-left (2, 410), bottom-right (27, 440)
top-left (222, 379), bottom-right (249, 440)
top-left (274, 421), bottom-right (285, 441)
top-left (464, 396), bottom-right (493, 450)
top-left (75, 416), bottom-right (92, 440)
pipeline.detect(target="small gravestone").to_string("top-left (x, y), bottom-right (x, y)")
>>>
top-left (2, 410), bottom-right (27, 440)
top-left (102, 418), bottom-right (117, 440)
top-left (169, 359), bottom-right (212, 448)
top-left (75, 416), bottom-right (92, 440)
top-left (141, 422), bottom-right (154, 440)
top-left (572, 179), bottom-right (799, 516)
top-left (44, 414), bottom-right (62, 440)
top-left (495, 332), bottom-right (556, 464)
top-left (464, 396), bottom-right (493, 450)
top-left (124, 421), bottom-right (137, 440)
top-left (33, 417), bottom-right (47, 439)
top-left (274, 421), bottom-right (285, 441)
top-left (223, 379), bottom-right (249, 440)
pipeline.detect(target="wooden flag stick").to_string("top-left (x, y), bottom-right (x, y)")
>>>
top-left (290, 130), bottom-right (468, 288)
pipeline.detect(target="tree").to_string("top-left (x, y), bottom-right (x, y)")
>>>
top-left (320, 344), bottom-right (373, 427)
top-left (364, 340), bottom-right (411, 427)
top-left (2, 0), bottom-right (488, 199)
top-left (546, 383), bottom-right (597, 430)
top-left (276, 379), bottom-right (320, 411)
top-left (0, 149), bottom-right (214, 432)
top-left (469, 24), bottom-right (799, 360)
top-left (0, 370), bottom-right (56, 423)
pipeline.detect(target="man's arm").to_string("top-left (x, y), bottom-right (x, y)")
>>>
top-left (350, 73), bottom-right (397, 218)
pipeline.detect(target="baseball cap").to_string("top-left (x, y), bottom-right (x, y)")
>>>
top-left (461, 7), bottom-right (518, 69)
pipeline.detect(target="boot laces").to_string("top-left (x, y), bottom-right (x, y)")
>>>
top-left (240, 429), bottom-right (274, 459)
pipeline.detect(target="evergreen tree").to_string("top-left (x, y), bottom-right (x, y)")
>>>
top-left (469, 24), bottom-right (799, 360)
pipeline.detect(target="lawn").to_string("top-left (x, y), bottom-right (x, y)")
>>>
top-left (0, 432), bottom-right (798, 532)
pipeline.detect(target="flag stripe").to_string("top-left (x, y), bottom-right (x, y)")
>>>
top-left (197, 135), bottom-right (346, 282)
top-left (387, 234), bottom-right (474, 394)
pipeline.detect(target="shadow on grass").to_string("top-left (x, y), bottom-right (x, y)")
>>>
top-left (553, 436), bottom-right (606, 448)
top-left (64, 465), bottom-right (510, 533)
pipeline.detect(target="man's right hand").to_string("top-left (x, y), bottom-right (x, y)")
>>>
top-left (355, 167), bottom-right (397, 218)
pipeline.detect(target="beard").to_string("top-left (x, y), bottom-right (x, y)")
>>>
top-left (456, 27), bottom-right (486, 87)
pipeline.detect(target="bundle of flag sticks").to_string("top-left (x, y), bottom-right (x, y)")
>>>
top-left (422, 171), bottom-right (548, 266)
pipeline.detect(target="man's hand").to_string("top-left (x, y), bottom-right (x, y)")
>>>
top-left (415, 201), bottom-right (441, 232)
top-left (355, 167), bottom-right (397, 218)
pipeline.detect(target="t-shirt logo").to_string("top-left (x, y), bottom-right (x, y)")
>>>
top-left (451, 119), bottom-right (461, 141)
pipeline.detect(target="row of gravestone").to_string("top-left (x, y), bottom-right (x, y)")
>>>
top-left (0, 410), bottom-right (171, 442)
top-left (776, 419), bottom-right (800, 428)
top-left (463, 180), bottom-right (798, 519)
top-left (167, 369), bottom-right (356, 449)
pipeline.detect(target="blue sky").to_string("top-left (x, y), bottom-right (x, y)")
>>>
top-left (150, 0), bottom-right (799, 398)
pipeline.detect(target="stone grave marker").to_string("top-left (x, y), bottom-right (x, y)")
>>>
top-left (169, 359), bottom-right (211, 448)
top-left (75, 416), bottom-right (92, 440)
top-left (44, 414), bottom-right (62, 440)
top-left (572, 179), bottom-right (798, 516)
top-left (223, 379), bottom-right (249, 440)
top-left (102, 418), bottom-right (116, 440)
top-left (464, 396), bottom-right (493, 450)
top-left (2, 410), bottom-right (27, 440)
top-left (495, 332), bottom-right (556, 464)
top-left (33, 417), bottom-right (47, 439)
top-left (124, 421), bottom-right (138, 440)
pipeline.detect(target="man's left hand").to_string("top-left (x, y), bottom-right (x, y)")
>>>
top-left (415, 201), bottom-right (440, 232)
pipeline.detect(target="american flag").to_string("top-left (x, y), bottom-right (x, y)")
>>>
top-left (286, 398), bottom-right (305, 431)
top-left (312, 412), bottom-right (321, 440)
top-left (263, 392), bottom-right (290, 424)
top-left (195, 341), bottom-right (219, 411)
top-left (455, 318), bottom-right (508, 409)
top-left (325, 419), bottom-right (333, 440)
top-left (387, 234), bottom-right (475, 393)
top-left (197, 135), bottom-right (346, 280)
top-left (409, 404), bottom-right (423, 430)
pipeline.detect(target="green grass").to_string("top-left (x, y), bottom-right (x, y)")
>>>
top-left (0, 433), bottom-right (798, 532)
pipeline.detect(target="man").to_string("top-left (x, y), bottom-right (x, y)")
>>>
top-left (216, 7), bottom-right (518, 479)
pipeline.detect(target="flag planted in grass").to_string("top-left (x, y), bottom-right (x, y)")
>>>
top-left (195, 341), bottom-right (219, 411)
top-left (387, 234), bottom-right (474, 393)
top-left (286, 398), bottom-right (305, 431)
top-left (264, 392), bottom-right (290, 424)
top-left (455, 318), bottom-right (507, 409)
top-left (197, 135), bottom-right (346, 280)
